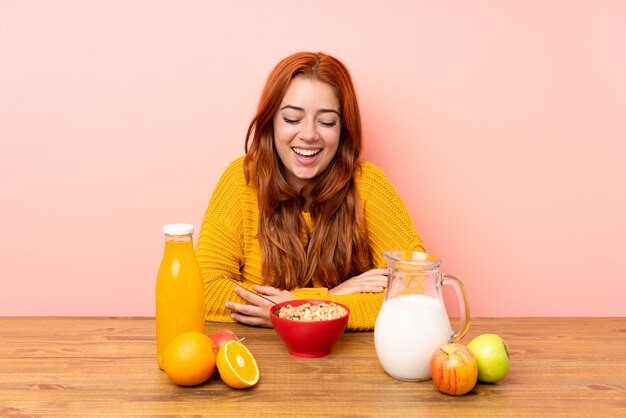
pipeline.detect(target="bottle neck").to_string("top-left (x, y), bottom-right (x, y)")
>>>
top-left (164, 233), bottom-right (193, 243)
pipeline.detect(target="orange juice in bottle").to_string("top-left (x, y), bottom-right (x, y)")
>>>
top-left (156, 223), bottom-right (205, 369)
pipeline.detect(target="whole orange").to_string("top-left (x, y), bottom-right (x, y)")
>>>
top-left (163, 331), bottom-right (216, 386)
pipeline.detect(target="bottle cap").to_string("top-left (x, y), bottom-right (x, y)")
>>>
top-left (162, 223), bottom-right (194, 235)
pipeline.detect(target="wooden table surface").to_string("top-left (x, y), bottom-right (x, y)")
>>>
top-left (1, 317), bottom-right (625, 417)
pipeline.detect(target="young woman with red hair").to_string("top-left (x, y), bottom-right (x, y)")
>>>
top-left (196, 52), bottom-right (424, 330)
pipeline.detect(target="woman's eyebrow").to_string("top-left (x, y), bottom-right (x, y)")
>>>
top-left (280, 105), bottom-right (304, 112)
top-left (319, 108), bottom-right (340, 116)
top-left (280, 105), bottom-right (340, 116)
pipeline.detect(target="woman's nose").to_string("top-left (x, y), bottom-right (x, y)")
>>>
top-left (299, 119), bottom-right (318, 141)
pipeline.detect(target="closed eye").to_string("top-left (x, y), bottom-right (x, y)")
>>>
top-left (320, 120), bottom-right (337, 127)
top-left (283, 117), bottom-right (300, 124)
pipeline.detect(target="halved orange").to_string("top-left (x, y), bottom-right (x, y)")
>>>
top-left (216, 340), bottom-right (259, 389)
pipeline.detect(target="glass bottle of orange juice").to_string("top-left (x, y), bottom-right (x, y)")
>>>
top-left (156, 223), bottom-right (205, 369)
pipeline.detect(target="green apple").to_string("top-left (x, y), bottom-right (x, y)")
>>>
top-left (467, 333), bottom-right (510, 383)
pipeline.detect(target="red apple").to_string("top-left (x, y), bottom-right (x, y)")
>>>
top-left (430, 343), bottom-right (478, 396)
top-left (209, 329), bottom-right (240, 351)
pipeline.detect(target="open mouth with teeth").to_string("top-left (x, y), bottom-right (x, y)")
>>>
top-left (292, 147), bottom-right (322, 157)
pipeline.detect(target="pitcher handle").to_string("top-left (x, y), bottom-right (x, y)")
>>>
top-left (442, 274), bottom-right (470, 342)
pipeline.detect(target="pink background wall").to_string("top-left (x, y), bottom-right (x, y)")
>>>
top-left (1, 1), bottom-right (625, 317)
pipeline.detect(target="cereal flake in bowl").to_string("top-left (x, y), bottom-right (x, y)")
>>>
top-left (270, 299), bottom-right (350, 358)
top-left (275, 301), bottom-right (348, 322)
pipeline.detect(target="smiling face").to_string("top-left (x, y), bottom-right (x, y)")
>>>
top-left (273, 76), bottom-right (341, 191)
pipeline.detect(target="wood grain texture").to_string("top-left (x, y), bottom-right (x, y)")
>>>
top-left (1, 317), bottom-right (625, 417)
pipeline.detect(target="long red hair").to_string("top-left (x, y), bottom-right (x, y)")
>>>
top-left (244, 52), bottom-right (371, 289)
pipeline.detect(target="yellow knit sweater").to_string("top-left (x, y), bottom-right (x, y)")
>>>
top-left (196, 157), bottom-right (425, 331)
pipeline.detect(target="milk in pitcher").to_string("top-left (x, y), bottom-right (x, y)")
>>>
top-left (374, 293), bottom-right (452, 381)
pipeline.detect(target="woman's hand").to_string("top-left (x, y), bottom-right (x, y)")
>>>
top-left (225, 285), bottom-right (294, 327)
top-left (328, 268), bottom-right (388, 295)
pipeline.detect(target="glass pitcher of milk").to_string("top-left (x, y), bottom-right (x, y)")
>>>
top-left (374, 251), bottom-right (470, 381)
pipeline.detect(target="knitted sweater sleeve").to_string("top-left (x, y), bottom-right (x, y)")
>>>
top-left (196, 158), bottom-right (248, 323)
top-left (291, 161), bottom-right (425, 331)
